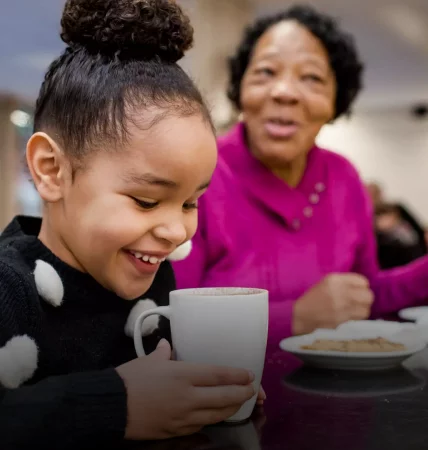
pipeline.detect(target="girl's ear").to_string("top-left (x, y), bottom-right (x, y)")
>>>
top-left (26, 132), bottom-right (71, 203)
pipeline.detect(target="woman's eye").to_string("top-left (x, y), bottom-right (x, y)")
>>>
top-left (303, 74), bottom-right (324, 83)
top-left (255, 67), bottom-right (275, 77)
top-left (131, 197), bottom-right (158, 210)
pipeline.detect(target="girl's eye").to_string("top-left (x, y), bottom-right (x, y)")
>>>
top-left (131, 197), bottom-right (158, 210)
top-left (183, 202), bottom-right (198, 211)
top-left (131, 197), bottom-right (198, 211)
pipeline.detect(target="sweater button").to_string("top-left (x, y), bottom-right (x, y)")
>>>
top-left (310, 193), bottom-right (319, 204)
top-left (315, 182), bottom-right (325, 193)
top-left (303, 206), bottom-right (313, 218)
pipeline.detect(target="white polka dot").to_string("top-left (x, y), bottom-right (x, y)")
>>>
top-left (124, 299), bottom-right (160, 338)
top-left (0, 335), bottom-right (38, 388)
top-left (34, 260), bottom-right (64, 307)
top-left (167, 240), bottom-right (192, 261)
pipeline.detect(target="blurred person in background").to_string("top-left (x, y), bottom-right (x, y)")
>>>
top-left (375, 203), bottom-right (427, 269)
top-left (173, 5), bottom-right (428, 349)
top-left (366, 182), bottom-right (428, 268)
top-left (366, 181), bottom-right (383, 208)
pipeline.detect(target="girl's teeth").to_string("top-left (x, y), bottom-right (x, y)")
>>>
top-left (130, 252), bottom-right (166, 264)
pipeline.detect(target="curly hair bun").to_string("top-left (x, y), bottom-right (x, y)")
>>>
top-left (60, 0), bottom-right (194, 63)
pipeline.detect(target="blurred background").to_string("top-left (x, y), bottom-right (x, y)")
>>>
top-left (0, 0), bottom-right (427, 230)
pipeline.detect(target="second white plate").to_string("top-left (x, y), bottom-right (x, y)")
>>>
top-left (398, 306), bottom-right (428, 322)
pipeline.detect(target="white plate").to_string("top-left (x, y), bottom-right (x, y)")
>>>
top-left (398, 306), bottom-right (428, 322)
top-left (279, 320), bottom-right (426, 371)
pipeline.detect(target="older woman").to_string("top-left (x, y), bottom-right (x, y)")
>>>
top-left (173, 5), bottom-right (428, 349)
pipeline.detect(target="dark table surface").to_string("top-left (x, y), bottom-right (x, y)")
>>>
top-left (129, 344), bottom-right (428, 450)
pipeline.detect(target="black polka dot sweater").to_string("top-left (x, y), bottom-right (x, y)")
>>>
top-left (0, 216), bottom-right (180, 449)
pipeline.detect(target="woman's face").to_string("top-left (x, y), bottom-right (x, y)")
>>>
top-left (240, 20), bottom-right (336, 169)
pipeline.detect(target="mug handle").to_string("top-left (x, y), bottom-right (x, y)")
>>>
top-left (133, 306), bottom-right (171, 357)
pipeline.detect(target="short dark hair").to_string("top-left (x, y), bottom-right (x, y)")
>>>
top-left (375, 203), bottom-right (400, 217)
top-left (227, 4), bottom-right (364, 119)
top-left (34, 0), bottom-right (212, 167)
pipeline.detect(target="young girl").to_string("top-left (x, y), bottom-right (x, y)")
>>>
top-left (0, 0), bottom-right (259, 447)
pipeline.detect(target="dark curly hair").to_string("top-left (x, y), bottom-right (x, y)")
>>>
top-left (34, 0), bottom-right (212, 166)
top-left (227, 5), bottom-right (364, 119)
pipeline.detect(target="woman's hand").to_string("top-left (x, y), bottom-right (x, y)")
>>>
top-left (292, 273), bottom-right (374, 335)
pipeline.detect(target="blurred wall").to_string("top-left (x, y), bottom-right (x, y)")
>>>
top-left (0, 95), bottom-right (19, 229)
top-left (317, 109), bottom-right (428, 223)
top-left (180, 0), bottom-right (253, 128)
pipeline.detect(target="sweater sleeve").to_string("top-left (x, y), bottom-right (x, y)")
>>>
top-left (1, 370), bottom-right (127, 450)
top-left (0, 262), bottom-right (127, 449)
top-left (351, 181), bottom-right (428, 317)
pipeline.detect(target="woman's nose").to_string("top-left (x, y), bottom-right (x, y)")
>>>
top-left (270, 77), bottom-right (300, 104)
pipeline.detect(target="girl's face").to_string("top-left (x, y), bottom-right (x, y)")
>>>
top-left (30, 113), bottom-right (217, 299)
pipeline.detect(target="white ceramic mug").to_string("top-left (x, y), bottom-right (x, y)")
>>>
top-left (133, 287), bottom-right (269, 423)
